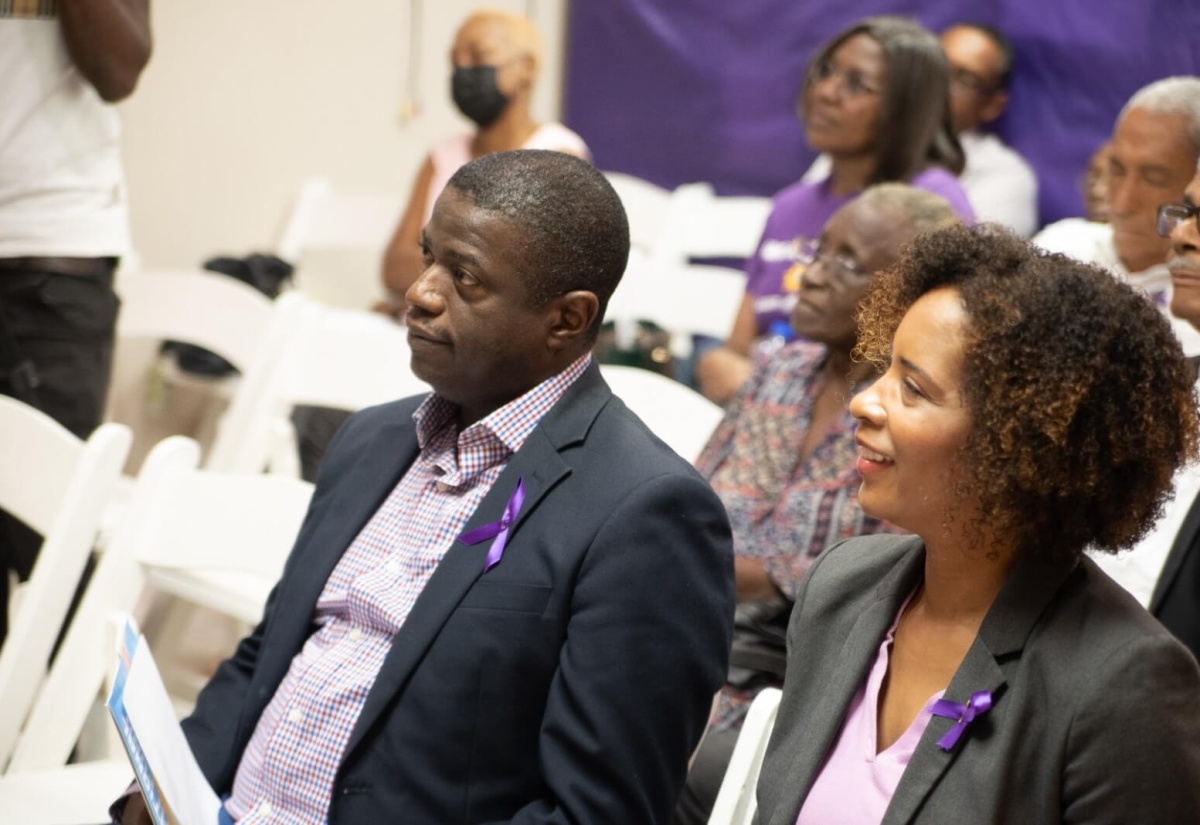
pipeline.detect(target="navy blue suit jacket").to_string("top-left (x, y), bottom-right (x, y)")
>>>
top-left (181, 364), bottom-right (735, 823)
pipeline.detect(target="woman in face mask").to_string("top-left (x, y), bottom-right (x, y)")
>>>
top-left (381, 10), bottom-right (590, 314)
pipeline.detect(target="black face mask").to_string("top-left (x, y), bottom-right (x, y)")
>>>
top-left (452, 65), bottom-right (510, 127)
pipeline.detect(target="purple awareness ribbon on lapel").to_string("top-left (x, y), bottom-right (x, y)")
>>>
top-left (458, 478), bottom-right (526, 573)
top-left (929, 690), bottom-right (993, 751)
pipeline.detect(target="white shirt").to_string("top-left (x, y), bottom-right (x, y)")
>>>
top-left (800, 130), bottom-right (1039, 236)
top-left (0, 17), bottom-right (130, 257)
top-left (1033, 219), bottom-right (1200, 356)
top-left (1090, 376), bottom-right (1200, 607)
top-left (957, 131), bottom-right (1039, 237)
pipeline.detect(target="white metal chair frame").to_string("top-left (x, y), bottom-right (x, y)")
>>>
top-left (10, 436), bottom-right (313, 774)
top-left (0, 398), bottom-right (131, 772)
top-left (707, 687), bottom-right (783, 825)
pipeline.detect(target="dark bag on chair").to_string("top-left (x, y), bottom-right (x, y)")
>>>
top-left (163, 254), bottom-right (294, 376)
top-left (727, 599), bottom-right (792, 688)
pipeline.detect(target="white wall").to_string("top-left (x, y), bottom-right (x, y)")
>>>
top-left (118, 0), bottom-right (569, 268)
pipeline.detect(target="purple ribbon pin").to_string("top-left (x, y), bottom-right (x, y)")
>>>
top-left (930, 690), bottom-right (993, 751)
top-left (458, 478), bottom-right (526, 572)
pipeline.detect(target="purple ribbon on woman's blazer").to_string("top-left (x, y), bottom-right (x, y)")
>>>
top-left (458, 478), bottom-right (526, 572)
top-left (930, 690), bottom-right (993, 751)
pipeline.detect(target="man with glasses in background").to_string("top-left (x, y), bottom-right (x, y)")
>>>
top-left (939, 23), bottom-right (1039, 236)
top-left (803, 22), bottom-right (1037, 236)
top-left (1091, 170), bottom-right (1200, 664)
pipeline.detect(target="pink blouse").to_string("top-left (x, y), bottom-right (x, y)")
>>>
top-left (796, 594), bottom-right (945, 824)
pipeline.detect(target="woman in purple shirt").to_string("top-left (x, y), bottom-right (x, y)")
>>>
top-left (697, 16), bottom-right (975, 403)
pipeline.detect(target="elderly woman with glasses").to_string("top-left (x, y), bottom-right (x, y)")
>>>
top-left (754, 224), bottom-right (1200, 824)
top-left (673, 184), bottom-right (959, 825)
top-left (696, 16), bottom-right (975, 405)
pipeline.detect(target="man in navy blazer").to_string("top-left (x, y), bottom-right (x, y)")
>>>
top-left (117, 150), bottom-right (735, 824)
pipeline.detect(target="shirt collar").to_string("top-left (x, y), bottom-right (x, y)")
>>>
top-left (412, 353), bottom-right (593, 454)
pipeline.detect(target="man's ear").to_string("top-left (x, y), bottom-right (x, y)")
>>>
top-left (980, 89), bottom-right (1009, 125)
top-left (547, 291), bottom-right (600, 351)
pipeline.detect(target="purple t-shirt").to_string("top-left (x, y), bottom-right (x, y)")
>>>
top-left (744, 168), bottom-right (975, 335)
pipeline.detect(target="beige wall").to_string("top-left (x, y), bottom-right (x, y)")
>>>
top-left (119, 0), bottom-right (569, 269)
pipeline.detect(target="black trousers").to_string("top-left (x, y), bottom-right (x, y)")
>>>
top-left (0, 261), bottom-right (120, 643)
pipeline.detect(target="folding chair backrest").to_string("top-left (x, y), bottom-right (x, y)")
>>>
top-left (655, 183), bottom-right (772, 265)
top-left (604, 171), bottom-right (673, 256)
top-left (10, 436), bottom-right (313, 773)
top-left (276, 177), bottom-right (404, 310)
top-left (707, 687), bottom-right (783, 825)
top-left (599, 365), bottom-right (722, 463)
top-left (0, 398), bottom-right (130, 772)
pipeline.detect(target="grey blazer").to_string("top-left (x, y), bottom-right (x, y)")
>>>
top-left (755, 534), bottom-right (1200, 824)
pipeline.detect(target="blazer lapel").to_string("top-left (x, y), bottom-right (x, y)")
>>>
top-left (342, 364), bottom-right (611, 758)
top-left (1151, 488), bottom-right (1200, 613)
top-left (766, 543), bottom-right (925, 825)
top-left (883, 552), bottom-right (1076, 825)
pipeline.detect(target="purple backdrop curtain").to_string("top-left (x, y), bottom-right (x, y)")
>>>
top-left (563, 1), bottom-right (1200, 227)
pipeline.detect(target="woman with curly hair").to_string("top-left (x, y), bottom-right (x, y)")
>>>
top-left (754, 224), bottom-right (1200, 824)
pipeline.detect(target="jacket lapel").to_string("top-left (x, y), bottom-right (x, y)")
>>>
top-left (766, 542), bottom-right (925, 825)
top-left (883, 552), bottom-right (1076, 825)
top-left (342, 363), bottom-right (611, 758)
top-left (1151, 488), bottom-right (1200, 613)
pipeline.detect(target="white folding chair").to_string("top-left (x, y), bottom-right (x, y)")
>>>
top-left (9, 436), bottom-right (313, 774)
top-left (604, 171), bottom-right (673, 256)
top-left (606, 258), bottom-right (747, 358)
top-left (707, 687), bottom-right (783, 825)
top-left (654, 182), bottom-right (772, 266)
top-left (276, 176), bottom-right (404, 311)
top-left (238, 297), bottom-right (429, 477)
top-left (110, 268), bottom-right (306, 473)
top-left (599, 365), bottom-right (722, 462)
top-left (0, 399), bottom-right (131, 772)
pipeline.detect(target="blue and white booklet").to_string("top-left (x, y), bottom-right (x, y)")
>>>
top-left (107, 619), bottom-right (226, 825)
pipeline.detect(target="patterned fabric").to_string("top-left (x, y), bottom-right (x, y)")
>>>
top-left (226, 354), bottom-right (592, 823)
top-left (696, 341), bottom-right (903, 730)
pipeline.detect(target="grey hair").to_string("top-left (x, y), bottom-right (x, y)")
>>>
top-left (1119, 76), bottom-right (1200, 154)
top-left (857, 183), bottom-right (961, 236)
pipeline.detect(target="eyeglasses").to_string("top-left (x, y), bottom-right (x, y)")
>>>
top-left (1157, 202), bottom-right (1200, 238)
top-left (948, 67), bottom-right (1000, 98)
top-left (794, 238), bottom-right (866, 282)
top-left (810, 58), bottom-right (882, 98)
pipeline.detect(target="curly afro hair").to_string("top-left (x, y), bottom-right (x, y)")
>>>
top-left (855, 223), bottom-right (1200, 560)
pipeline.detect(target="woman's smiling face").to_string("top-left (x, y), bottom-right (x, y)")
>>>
top-left (849, 287), bottom-right (975, 537)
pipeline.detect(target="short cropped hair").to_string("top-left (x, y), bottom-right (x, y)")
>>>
top-left (803, 16), bottom-right (965, 183)
top-left (855, 224), bottom-right (1200, 561)
top-left (446, 150), bottom-right (630, 337)
top-left (857, 183), bottom-right (960, 237)
top-left (1120, 76), bottom-right (1200, 155)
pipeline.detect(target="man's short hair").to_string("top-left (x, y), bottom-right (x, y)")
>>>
top-left (950, 23), bottom-right (1015, 90)
top-left (446, 150), bottom-right (630, 331)
top-left (1120, 76), bottom-right (1200, 155)
top-left (857, 183), bottom-right (960, 239)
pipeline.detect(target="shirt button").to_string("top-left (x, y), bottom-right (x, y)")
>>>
top-left (287, 708), bottom-right (303, 723)
top-left (385, 560), bottom-right (401, 575)
top-left (349, 627), bottom-right (363, 641)
top-left (260, 800), bottom-right (273, 816)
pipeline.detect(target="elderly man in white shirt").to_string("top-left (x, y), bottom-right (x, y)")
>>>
top-left (1035, 76), bottom-right (1200, 354)
top-left (1090, 161), bottom-right (1200, 663)
top-left (803, 23), bottom-right (1038, 236)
